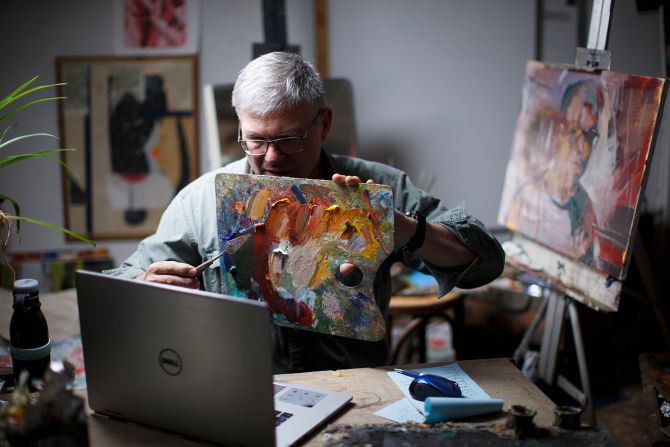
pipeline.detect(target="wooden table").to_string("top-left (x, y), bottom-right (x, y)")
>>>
top-left (1, 288), bottom-right (557, 446)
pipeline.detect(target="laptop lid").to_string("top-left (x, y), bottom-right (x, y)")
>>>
top-left (76, 271), bottom-right (352, 446)
top-left (76, 270), bottom-right (276, 446)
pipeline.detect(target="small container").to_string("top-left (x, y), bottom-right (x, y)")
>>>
top-left (506, 404), bottom-right (537, 437)
top-left (10, 279), bottom-right (51, 386)
top-left (554, 405), bottom-right (582, 429)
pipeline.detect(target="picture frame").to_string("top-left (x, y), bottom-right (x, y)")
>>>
top-left (56, 55), bottom-right (199, 240)
top-left (113, 0), bottom-right (201, 55)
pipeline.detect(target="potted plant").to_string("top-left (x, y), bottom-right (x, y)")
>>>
top-left (0, 76), bottom-right (95, 280)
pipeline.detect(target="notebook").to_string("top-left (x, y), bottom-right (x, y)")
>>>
top-left (75, 271), bottom-right (352, 447)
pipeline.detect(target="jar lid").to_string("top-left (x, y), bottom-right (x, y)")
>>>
top-left (13, 278), bottom-right (39, 294)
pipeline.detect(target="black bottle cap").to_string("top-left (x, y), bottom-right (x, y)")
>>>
top-left (13, 279), bottom-right (39, 295)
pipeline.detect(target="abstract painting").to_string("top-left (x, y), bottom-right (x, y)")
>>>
top-left (215, 173), bottom-right (395, 341)
top-left (57, 56), bottom-right (198, 239)
top-left (499, 60), bottom-right (666, 280)
top-left (113, 0), bottom-right (200, 55)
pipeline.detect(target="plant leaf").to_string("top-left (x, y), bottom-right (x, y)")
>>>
top-left (0, 148), bottom-right (74, 169)
top-left (0, 83), bottom-right (66, 111)
top-left (0, 76), bottom-right (38, 108)
top-left (0, 126), bottom-right (11, 144)
top-left (0, 132), bottom-right (59, 150)
top-left (4, 215), bottom-right (95, 246)
top-left (0, 97), bottom-right (65, 124)
top-left (0, 193), bottom-right (21, 232)
top-left (41, 153), bottom-right (81, 181)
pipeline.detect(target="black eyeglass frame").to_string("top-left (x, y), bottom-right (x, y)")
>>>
top-left (237, 109), bottom-right (325, 156)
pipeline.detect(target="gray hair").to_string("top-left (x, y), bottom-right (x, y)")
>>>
top-left (231, 52), bottom-right (326, 117)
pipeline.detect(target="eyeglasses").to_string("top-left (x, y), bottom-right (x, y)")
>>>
top-left (238, 109), bottom-right (324, 156)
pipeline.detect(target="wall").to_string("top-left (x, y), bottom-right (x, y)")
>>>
top-left (327, 0), bottom-right (535, 228)
top-left (0, 0), bottom-right (665, 269)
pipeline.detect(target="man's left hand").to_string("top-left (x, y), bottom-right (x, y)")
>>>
top-left (332, 173), bottom-right (374, 185)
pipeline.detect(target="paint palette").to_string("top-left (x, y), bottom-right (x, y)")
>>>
top-left (214, 173), bottom-right (395, 341)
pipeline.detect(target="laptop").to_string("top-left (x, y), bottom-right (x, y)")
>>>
top-left (75, 271), bottom-right (352, 447)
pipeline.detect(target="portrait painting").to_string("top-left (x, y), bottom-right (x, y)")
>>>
top-left (57, 56), bottom-right (198, 239)
top-left (214, 173), bottom-right (394, 341)
top-left (498, 60), bottom-right (666, 279)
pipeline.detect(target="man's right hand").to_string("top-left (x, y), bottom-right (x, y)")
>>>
top-left (135, 261), bottom-right (200, 289)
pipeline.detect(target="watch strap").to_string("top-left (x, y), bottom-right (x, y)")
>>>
top-left (403, 210), bottom-right (426, 253)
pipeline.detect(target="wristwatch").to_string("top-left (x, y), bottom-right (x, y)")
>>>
top-left (402, 210), bottom-right (426, 253)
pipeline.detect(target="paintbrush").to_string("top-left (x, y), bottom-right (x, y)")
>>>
top-left (193, 225), bottom-right (258, 276)
top-left (195, 228), bottom-right (264, 276)
top-left (194, 250), bottom-right (226, 275)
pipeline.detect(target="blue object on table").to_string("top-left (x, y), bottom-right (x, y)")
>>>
top-left (394, 368), bottom-right (462, 401)
top-left (424, 397), bottom-right (504, 423)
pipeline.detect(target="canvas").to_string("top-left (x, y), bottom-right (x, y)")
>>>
top-left (214, 173), bottom-right (394, 341)
top-left (499, 61), bottom-right (666, 280)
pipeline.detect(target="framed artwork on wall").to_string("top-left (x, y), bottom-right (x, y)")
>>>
top-left (113, 0), bottom-right (201, 55)
top-left (56, 55), bottom-right (199, 240)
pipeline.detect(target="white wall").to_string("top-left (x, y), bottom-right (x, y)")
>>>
top-left (328, 0), bottom-right (535, 227)
top-left (0, 0), bottom-right (666, 267)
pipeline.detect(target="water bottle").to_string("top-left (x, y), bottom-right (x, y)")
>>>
top-left (10, 279), bottom-right (50, 386)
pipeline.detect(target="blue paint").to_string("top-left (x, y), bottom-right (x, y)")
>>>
top-left (291, 185), bottom-right (307, 204)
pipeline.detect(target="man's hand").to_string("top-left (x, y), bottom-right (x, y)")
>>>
top-left (332, 173), bottom-right (374, 185)
top-left (135, 261), bottom-right (200, 289)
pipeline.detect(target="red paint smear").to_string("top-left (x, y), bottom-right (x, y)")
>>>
top-left (597, 235), bottom-right (625, 266)
top-left (593, 75), bottom-right (665, 270)
top-left (151, 147), bottom-right (160, 158)
top-left (253, 205), bottom-right (314, 326)
top-left (119, 173), bottom-right (147, 183)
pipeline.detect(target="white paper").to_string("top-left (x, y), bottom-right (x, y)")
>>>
top-left (377, 363), bottom-right (502, 423)
top-left (374, 398), bottom-right (425, 423)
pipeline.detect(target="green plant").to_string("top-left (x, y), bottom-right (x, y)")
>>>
top-left (0, 76), bottom-right (95, 257)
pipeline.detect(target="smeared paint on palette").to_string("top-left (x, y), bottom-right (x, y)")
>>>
top-left (215, 173), bottom-right (394, 341)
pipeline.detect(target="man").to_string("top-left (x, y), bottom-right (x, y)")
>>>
top-left (106, 52), bottom-right (504, 372)
top-left (504, 79), bottom-right (603, 264)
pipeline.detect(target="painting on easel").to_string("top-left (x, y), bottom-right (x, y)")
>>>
top-left (214, 173), bottom-right (394, 341)
top-left (499, 60), bottom-right (666, 280)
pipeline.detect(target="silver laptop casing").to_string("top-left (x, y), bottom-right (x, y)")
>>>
top-left (76, 271), bottom-right (276, 446)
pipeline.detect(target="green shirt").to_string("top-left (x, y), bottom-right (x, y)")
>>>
top-left (105, 152), bottom-right (504, 372)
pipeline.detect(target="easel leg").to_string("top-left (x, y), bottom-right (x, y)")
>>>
top-left (539, 290), bottom-right (566, 384)
top-left (513, 296), bottom-right (549, 367)
top-left (566, 300), bottom-right (595, 426)
top-left (513, 289), bottom-right (596, 427)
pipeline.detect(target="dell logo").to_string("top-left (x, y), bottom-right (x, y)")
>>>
top-left (158, 348), bottom-right (182, 376)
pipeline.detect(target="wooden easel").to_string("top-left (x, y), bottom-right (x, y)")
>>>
top-left (512, 0), bottom-right (614, 428)
top-left (513, 0), bottom-right (670, 428)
